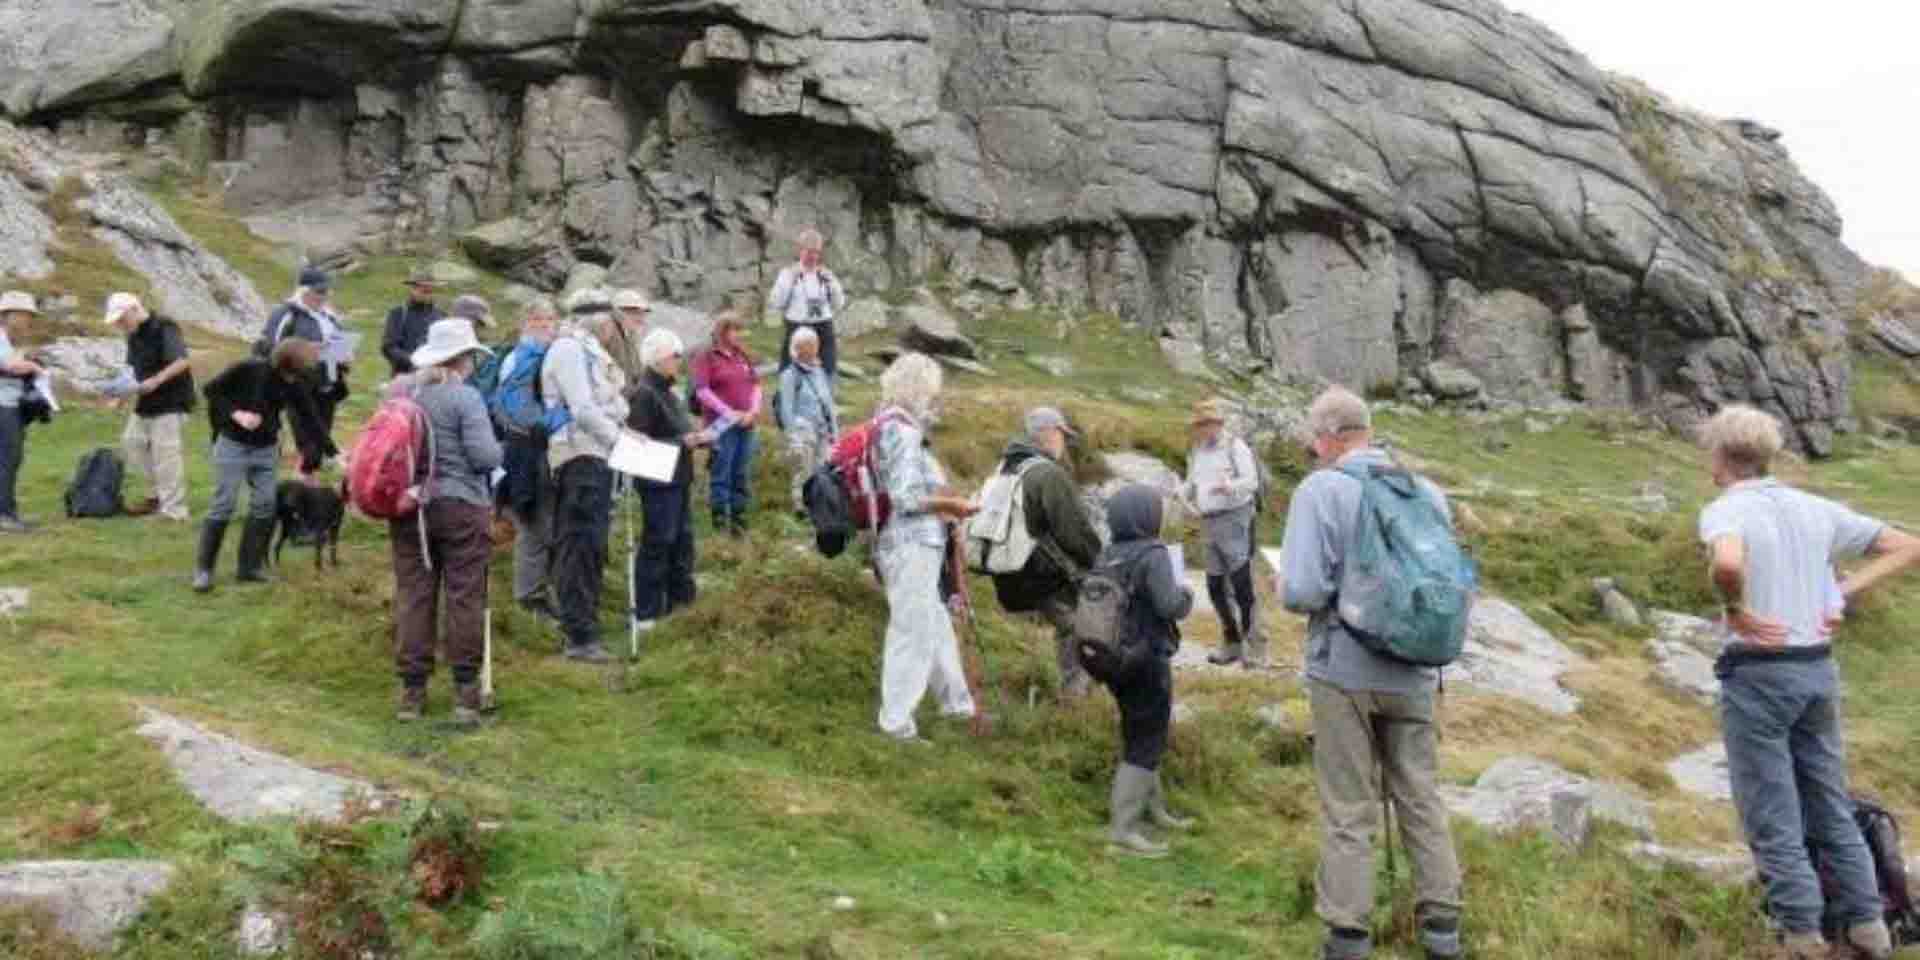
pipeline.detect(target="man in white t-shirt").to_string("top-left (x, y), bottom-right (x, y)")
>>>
top-left (769, 228), bottom-right (846, 379)
top-left (1696, 405), bottom-right (1920, 960)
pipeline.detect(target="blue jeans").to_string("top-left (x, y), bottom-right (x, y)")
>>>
top-left (0, 404), bottom-right (22, 518)
top-left (207, 436), bottom-right (277, 523)
top-left (709, 426), bottom-right (756, 514)
top-left (1718, 655), bottom-right (1882, 934)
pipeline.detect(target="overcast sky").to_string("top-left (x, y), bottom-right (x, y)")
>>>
top-left (1501, 0), bottom-right (1918, 280)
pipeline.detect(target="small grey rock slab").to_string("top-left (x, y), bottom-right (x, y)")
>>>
top-left (135, 707), bottom-right (387, 824)
top-left (1626, 843), bottom-right (1754, 882)
top-left (1442, 755), bottom-right (1654, 849)
top-left (1667, 743), bottom-right (1733, 803)
top-left (1648, 638), bottom-right (1719, 704)
top-left (0, 860), bottom-right (176, 950)
top-left (1443, 596), bottom-right (1583, 715)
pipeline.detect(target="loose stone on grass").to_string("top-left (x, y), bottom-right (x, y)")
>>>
top-left (0, 860), bottom-right (176, 950)
top-left (1667, 743), bottom-right (1733, 803)
top-left (135, 707), bottom-right (388, 824)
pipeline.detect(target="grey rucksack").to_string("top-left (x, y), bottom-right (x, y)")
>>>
top-left (1072, 548), bottom-right (1155, 684)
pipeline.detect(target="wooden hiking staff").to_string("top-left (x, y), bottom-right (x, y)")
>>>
top-left (945, 524), bottom-right (995, 738)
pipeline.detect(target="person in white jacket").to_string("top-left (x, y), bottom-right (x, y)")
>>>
top-left (1181, 398), bottom-right (1265, 667)
top-left (768, 228), bottom-right (847, 378)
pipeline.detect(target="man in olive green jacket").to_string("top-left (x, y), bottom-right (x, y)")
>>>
top-left (990, 407), bottom-right (1104, 697)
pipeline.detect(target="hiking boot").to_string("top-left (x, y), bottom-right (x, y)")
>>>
top-left (452, 683), bottom-right (486, 728)
top-left (126, 497), bottom-right (159, 517)
top-left (564, 642), bottom-right (614, 664)
top-left (1319, 926), bottom-right (1372, 960)
top-left (1147, 771), bottom-right (1195, 832)
top-left (517, 595), bottom-right (559, 624)
top-left (1107, 764), bottom-right (1170, 859)
top-left (193, 519), bottom-right (228, 593)
top-left (235, 517), bottom-right (274, 583)
top-left (1207, 643), bottom-right (1243, 666)
top-left (395, 685), bottom-right (426, 722)
top-left (1846, 921), bottom-right (1893, 960)
top-left (1419, 914), bottom-right (1463, 959)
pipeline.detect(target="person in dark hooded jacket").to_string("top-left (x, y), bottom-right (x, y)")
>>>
top-left (1095, 484), bottom-right (1195, 858)
top-left (990, 407), bottom-right (1103, 697)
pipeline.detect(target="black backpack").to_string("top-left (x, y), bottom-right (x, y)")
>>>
top-left (64, 448), bottom-right (126, 518)
top-left (803, 464), bottom-right (853, 558)
top-left (1072, 547), bottom-right (1157, 685)
top-left (1810, 795), bottom-right (1919, 945)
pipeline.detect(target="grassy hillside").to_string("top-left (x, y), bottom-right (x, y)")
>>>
top-left (2, 191), bottom-right (1918, 959)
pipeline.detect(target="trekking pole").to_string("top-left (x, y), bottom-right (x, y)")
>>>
top-left (480, 608), bottom-right (496, 711)
top-left (947, 528), bottom-right (1001, 737)
top-left (624, 477), bottom-right (639, 660)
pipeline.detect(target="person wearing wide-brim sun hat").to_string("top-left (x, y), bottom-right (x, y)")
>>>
top-left (0, 290), bottom-right (48, 533)
top-left (389, 318), bottom-right (504, 727)
top-left (381, 266), bottom-right (443, 378)
top-left (1180, 396), bottom-right (1266, 668)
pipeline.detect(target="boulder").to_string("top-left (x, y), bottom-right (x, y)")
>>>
top-left (1627, 843), bottom-right (1754, 882)
top-left (1421, 362), bottom-right (1485, 401)
top-left (1085, 451), bottom-right (1184, 545)
top-left (836, 299), bottom-right (891, 339)
top-left (1444, 596), bottom-right (1583, 715)
top-left (1647, 638), bottom-right (1718, 704)
top-left (1649, 611), bottom-right (1720, 656)
top-left (1592, 578), bottom-right (1643, 628)
top-left (135, 708), bottom-right (390, 824)
top-left (431, 259), bottom-right (481, 286)
top-left (36, 338), bottom-right (128, 395)
top-left (1667, 743), bottom-right (1733, 803)
top-left (237, 904), bottom-right (288, 957)
top-left (898, 303), bottom-right (977, 359)
top-left (561, 262), bottom-right (610, 301)
top-left (0, 586), bottom-right (25, 619)
top-left (0, 1), bottom-right (179, 118)
top-left (0, 860), bottom-right (176, 951)
top-left (644, 301), bottom-right (717, 355)
top-left (79, 172), bottom-right (270, 340)
top-left (460, 216), bottom-right (572, 290)
top-left (1434, 282), bottom-right (1567, 406)
top-left (1869, 315), bottom-right (1920, 359)
top-left (1159, 337), bottom-right (1215, 380)
top-left (1442, 756), bottom-right (1655, 849)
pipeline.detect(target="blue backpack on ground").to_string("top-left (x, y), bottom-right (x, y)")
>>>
top-left (487, 342), bottom-right (567, 441)
top-left (1334, 461), bottom-right (1476, 666)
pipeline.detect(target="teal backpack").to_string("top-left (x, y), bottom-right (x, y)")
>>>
top-left (1335, 462), bottom-right (1476, 666)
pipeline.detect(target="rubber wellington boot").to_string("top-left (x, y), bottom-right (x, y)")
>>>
top-left (193, 519), bottom-right (228, 593)
top-left (1147, 771), bottom-right (1195, 831)
top-left (1106, 764), bottom-right (1169, 858)
top-left (236, 517), bottom-right (275, 583)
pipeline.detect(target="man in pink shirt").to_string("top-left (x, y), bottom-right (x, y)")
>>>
top-left (692, 310), bottom-right (762, 536)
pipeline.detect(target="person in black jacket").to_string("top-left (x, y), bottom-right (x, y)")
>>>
top-left (989, 407), bottom-right (1104, 698)
top-left (1095, 484), bottom-right (1195, 858)
top-left (624, 329), bottom-right (712, 634)
top-left (380, 269), bottom-right (442, 378)
top-left (194, 338), bottom-right (336, 593)
top-left (107, 293), bottom-right (195, 521)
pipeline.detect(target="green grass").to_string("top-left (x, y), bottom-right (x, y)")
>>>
top-left (4, 191), bottom-right (1919, 958)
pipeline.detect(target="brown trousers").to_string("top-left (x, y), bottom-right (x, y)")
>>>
top-left (390, 499), bottom-right (492, 685)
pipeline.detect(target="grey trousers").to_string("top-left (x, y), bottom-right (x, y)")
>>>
top-left (510, 497), bottom-right (550, 605)
top-left (1720, 655), bottom-right (1882, 934)
top-left (1309, 679), bottom-right (1463, 932)
top-left (206, 436), bottom-right (276, 524)
top-left (1037, 591), bottom-right (1088, 693)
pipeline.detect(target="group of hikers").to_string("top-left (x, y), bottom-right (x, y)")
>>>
top-left (2, 226), bottom-right (1918, 959)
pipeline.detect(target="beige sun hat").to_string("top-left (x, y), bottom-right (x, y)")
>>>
top-left (410, 318), bottom-right (493, 370)
top-left (0, 291), bottom-right (42, 316)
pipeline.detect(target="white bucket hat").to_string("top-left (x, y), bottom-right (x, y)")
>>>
top-left (0, 291), bottom-right (41, 316)
top-left (410, 318), bottom-right (493, 370)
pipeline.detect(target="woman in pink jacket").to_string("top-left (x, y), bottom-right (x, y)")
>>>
top-left (691, 311), bottom-right (763, 536)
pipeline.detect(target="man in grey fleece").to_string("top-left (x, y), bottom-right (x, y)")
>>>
top-left (539, 289), bottom-right (635, 662)
top-left (1279, 386), bottom-right (1462, 960)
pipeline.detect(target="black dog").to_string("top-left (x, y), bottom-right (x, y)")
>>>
top-left (273, 479), bottom-right (345, 570)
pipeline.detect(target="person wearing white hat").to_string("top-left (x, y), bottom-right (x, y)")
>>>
top-left (390, 318), bottom-right (504, 726)
top-left (607, 289), bottom-right (651, 386)
top-left (106, 293), bottom-right (195, 521)
top-left (0, 291), bottom-right (46, 532)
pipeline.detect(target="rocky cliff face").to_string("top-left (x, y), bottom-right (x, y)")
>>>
top-left (0, 0), bottom-right (1877, 450)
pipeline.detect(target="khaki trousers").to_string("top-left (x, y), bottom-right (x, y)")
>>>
top-left (1308, 679), bottom-right (1463, 931)
top-left (123, 412), bottom-right (189, 520)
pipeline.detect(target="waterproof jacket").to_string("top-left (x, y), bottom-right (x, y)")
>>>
top-left (624, 368), bottom-right (695, 488)
top-left (125, 314), bottom-right (194, 417)
top-left (1097, 485), bottom-right (1192, 658)
top-left (201, 357), bottom-right (336, 470)
top-left (381, 301), bottom-right (441, 376)
top-left (991, 438), bottom-right (1102, 612)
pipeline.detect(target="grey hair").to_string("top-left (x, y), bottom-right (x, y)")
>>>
top-left (1698, 404), bottom-right (1784, 478)
top-left (795, 228), bottom-right (824, 252)
top-left (788, 326), bottom-right (820, 352)
top-left (641, 328), bottom-right (686, 370)
top-left (1305, 386), bottom-right (1371, 437)
top-left (880, 352), bottom-right (943, 419)
top-left (522, 297), bottom-right (559, 326)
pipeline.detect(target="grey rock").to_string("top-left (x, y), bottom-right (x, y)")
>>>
top-left (1444, 596), bottom-right (1584, 715)
top-left (1159, 337), bottom-right (1214, 380)
top-left (78, 171), bottom-right (270, 339)
top-left (461, 216), bottom-right (571, 289)
top-left (933, 355), bottom-right (995, 377)
top-left (1421, 362), bottom-right (1485, 401)
top-left (241, 194), bottom-right (383, 270)
top-left (1667, 743), bottom-right (1733, 803)
top-left (0, 860), bottom-right (176, 950)
top-left (1085, 451), bottom-right (1185, 545)
top-left (1870, 315), bottom-right (1920, 359)
top-left (835, 300), bottom-right (890, 339)
top-left (0, 586), bottom-right (25, 619)
top-left (898, 303), bottom-right (977, 359)
top-left (1253, 703), bottom-right (1290, 731)
top-left (562, 262), bottom-right (610, 301)
top-left (0, 0), bottom-right (179, 118)
top-left (1627, 843), bottom-right (1754, 882)
top-left (135, 707), bottom-right (389, 824)
top-left (36, 338), bottom-right (129, 395)
top-left (1434, 282), bottom-right (1566, 406)
top-left (431, 259), bottom-right (480, 286)
top-left (499, 283), bottom-right (543, 306)
top-left (1441, 756), bottom-right (1654, 848)
top-left (1647, 639), bottom-right (1719, 704)
top-left (1592, 578), bottom-right (1643, 628)
top-left (1649, 610), bottom-right (1720, 656)
top-left (237, 904), bottom-right (288, 956)
top-left (1025, 354), bottom-right (1074, 378)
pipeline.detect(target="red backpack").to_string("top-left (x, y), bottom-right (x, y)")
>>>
top-left (346, 391), bottom-right (440, 568)
top-left (828, 409), bottom-right (911, 532)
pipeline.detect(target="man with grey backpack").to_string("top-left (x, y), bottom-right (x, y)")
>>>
top-left (972, 407), bottom-right (1103, 698)
top-left (1279, 387), bottom-right (1474, 960)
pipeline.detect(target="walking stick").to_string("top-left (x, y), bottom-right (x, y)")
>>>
top-left (624, 477), bottom-right (640, 659)
top-left (480, 608), bottom-right (497, 711)
top-left (945, 526), bottom-right (998, 738)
